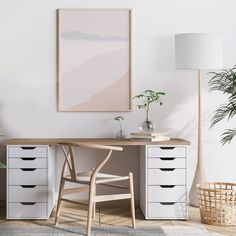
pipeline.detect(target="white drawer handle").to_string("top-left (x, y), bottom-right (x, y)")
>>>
top-left (20, 168), bottom-right (36, 171)
top-left (20, 147), bottom-right (36, 150)
top-left (20, 185), bottom-right (36, 188)
top-left (20, 158), bottom-right (36, 161)
top-left (160, 158), bottom-right (175, 161)
top-left (160, 202), bottom-right (175, 205)
top-left (160, 147), bottom-right (175, 150)
top-left (20, 202), bottom-right (36, 205)
top-left (160, 168), bottom-right (175, 171)
top-left (160, 185), bottom-right (175, 188)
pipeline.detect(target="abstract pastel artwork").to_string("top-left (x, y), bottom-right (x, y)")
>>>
top-left (57, 9), bottom-right (132, 111)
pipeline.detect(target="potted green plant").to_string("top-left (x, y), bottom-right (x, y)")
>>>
top-left (209, 66), bottom-right (236, 144)
top-left (133, 89), bottom-right (166, 132)
top-left (114, 115), bottom-right (126, 138)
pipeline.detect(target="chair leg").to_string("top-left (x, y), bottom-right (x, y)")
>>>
top-left (92, 188), bottom-right (96, 219)
top-left (54, 179), bottom-right (65, 226)
top-left (129, 172), bottom-right (136, 228)
top-left (87, 183), bottom-right (95, 236)
top-left (91, 167), bottom-right (96, 219)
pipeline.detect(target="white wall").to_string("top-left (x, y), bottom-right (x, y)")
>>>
top-left (1, 0), bottom-right (236, 200)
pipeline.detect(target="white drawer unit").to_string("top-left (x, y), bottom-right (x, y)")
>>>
top-left (148, 168), bottom-right (186, 185)
top-left (8, 203), bottom-right (47, 219)
top-left (8, 157), bottom-right (47, 168)
top-left (8, 169), bottom-right (47, 185)
top-left (148, 185), bottom-right (186, 202)
top-left (7, 145), bottom-right (55, 219)
top-left (140, 145), bottom-right (188, 219)
top-left (8, 186), bottom-right (47, 202)
top-left (8, 146), bottom-right (47, 158)
top-left (148, 157), bottom-right (185, 168)
top-left (148, 202), bottom-right (187, 219)
top-left (148, 146), bottom-right (186, 158)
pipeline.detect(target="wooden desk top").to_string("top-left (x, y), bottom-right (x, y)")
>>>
top-left (1, 138), bottom-right (190, 146)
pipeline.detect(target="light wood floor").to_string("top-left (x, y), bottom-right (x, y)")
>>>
top-left (1, 201), bottom-right (236, 235)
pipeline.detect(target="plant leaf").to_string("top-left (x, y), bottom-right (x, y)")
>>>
top-left (221, 128), bottom-right (236, 145)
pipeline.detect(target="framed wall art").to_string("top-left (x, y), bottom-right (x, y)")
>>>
top-left (57, 9), bottom-right (132, 111)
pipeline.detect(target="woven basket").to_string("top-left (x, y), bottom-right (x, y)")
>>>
top-left (197, 182), bottom-right (236, 226)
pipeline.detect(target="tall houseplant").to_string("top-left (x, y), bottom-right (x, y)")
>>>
top-left (209, 66), bottom-right (236, 144)
top-left (133, 89), bottom-right (166, 132)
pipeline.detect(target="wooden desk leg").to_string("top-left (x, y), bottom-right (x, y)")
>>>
top-left (129, 172), bottom-right (136, 228)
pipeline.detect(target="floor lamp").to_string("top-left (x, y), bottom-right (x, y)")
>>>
top-left (175, 33), bottom-right (222, 206)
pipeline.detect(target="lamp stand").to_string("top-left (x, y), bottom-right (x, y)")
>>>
top-left (189, 70), bottom-right (207, 207)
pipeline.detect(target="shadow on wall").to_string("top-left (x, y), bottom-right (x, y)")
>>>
top-left (162, 90), bottom-right (223, 188)
top-left (162, 87), bottom-right (227, 147)
top-left (162, 94), bottom-right (199, 191)
top-left (163, 95), bottom-right (198, 140)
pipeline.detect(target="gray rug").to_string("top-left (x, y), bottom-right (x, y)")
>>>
top-left (0, 224), bottom-right (219, 236)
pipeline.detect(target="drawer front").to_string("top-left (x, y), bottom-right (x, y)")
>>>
top-left (8, 157), bottom-right (47, 168)
top-left (8, 203), bottom-right (47, 218)
top-left (8, 146), bottom-right (47, 158)
top-left (148, 185), bottom-right (186, 202)
top-left (148, 169), bottom-right (186, 185)
top-left (148, 147), bottom-right (186, 158)
top-left (148, 157), bottom-right (185, 168)
top-left (8, 169), bottom-right (47, 185)
top-left (8, 186), bottom-right (47, 202)
top-left (148, 202), bottom-right (187, 218)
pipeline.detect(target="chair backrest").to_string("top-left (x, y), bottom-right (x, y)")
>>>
top-left (59, 142), bottom-right (123, 182)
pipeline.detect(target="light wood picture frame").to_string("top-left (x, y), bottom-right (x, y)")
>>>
top-left (57, 9), bottom-right (132, 112)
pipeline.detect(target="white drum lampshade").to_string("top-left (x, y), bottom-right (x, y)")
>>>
top-left (175, 33), bottom-right (222, 70)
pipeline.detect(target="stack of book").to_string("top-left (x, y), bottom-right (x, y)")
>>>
top-left (130, 132), bottom-right (170, 141)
